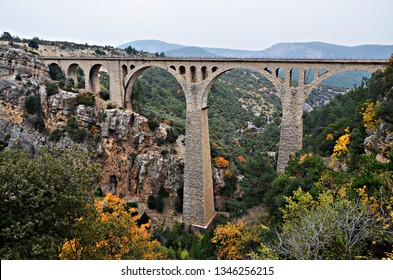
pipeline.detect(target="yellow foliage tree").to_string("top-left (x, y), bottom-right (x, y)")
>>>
top-left (212, 221), bottom-right (260, 260)
top-left (280, 188), bottom-right (318, 225)
top-left (60, 193), bottom-right (169, 260)
top-left (213, 156), bottom-right (230, 168)
top-left (362, 101), bottom-right (380, 130)
top-left (332, 127), bottom-right (351, 158)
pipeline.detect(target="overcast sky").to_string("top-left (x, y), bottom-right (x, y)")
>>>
top-left (1, 0), bottom-right (392, 50)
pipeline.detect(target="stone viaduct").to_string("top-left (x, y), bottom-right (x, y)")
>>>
top-left (42, 56), bottom-right (386, 228)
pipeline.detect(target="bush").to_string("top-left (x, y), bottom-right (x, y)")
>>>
top-left (156, 197), bottom-right (164, 213)
top-left (137, 212), bottom-right (151, 226)
top-left (124, 201), bottom-right (138, 211)
top-left (94, 187), bottom-right (104, 197)
top-left (28, 40), bottom-right (39, 50)
top-left (65, 118), bottom-right (87, 143)
top-left (67, 128), bottom-right (87, 143)
top-left (48, 129), bottom-right (65, 142)
top-left (147, 195), bottom-right (156, 209)
top-left (147, 117), bottom-right (160, 131)
top-left (25, 95), bottom-right (41, 115)
top-left (99, 89), bottom-right (110, 101)
top-left (66, 118), bottom-right (78, 129)
top-left (95, 49), bottom-right (106, 56)
top-left (98, 109), bottom-right (107, 122)
top-left (161, 149), bottom-right (168, 157)
top-left (165, 128), bottom-right (179, 144)
top-left (175, 187), bottom-right (183, 213)
top-left (106, 103), bottom-right (116, 109)
top-left (45, 82), bottom-right (59, 97)
top-left (76, 92), bottom-right (95, 106)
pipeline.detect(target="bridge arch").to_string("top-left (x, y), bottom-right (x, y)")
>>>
top-left (89, 64), bottom-right (103, 94)
top-left (123, 64), bottom-right (183, 111)
top-left (200, 65), bottom-right (281, 109)
top-left (48, 62), bottom-right (65, 81)
top-left (66, 63), bottom-right (86, 88)
top-left (308, 67), bottom-right (378, 90)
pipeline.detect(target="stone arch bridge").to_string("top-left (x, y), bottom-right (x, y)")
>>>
top-left (42, 56), bottom-right (386, 228)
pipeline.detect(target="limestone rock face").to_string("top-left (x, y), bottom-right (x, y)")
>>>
top-left (47, 91), bottom-right (78, 129)
top-left (364, 121), bottom-right (393, 163)
top-left (0, 44), bottom-right (49, 83)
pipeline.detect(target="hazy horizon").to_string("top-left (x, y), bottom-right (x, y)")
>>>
top-left (1, 0), bottom-right (392, 51)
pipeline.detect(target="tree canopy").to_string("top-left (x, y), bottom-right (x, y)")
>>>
top-left (0, 149), bottom-right (100, 259)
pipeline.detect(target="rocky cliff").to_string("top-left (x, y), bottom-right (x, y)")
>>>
top-left (0, 43), bottom-right (208, 227)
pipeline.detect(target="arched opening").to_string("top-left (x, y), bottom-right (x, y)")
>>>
top-left (179, 65), bottom-right (186, 75)
top-left (201, 66), bottom-right (207, 80)
top-left (290, 68), bottom-right (300, 87)
top-left (276, 68), bottom-right (285, 82)
top-left (67, 64), bottom-right (85, 89)
top-left (205, 68), bottom-right (281, 213)
top-left (48, 63), bottom-right (65, 81)
top-left (126, 66), bottom-right (186, 124)
top-left (122, 64), bottom-right (128, 79)
top-left (89, 64), bottom-right (110, 101)
top-left (305, 70), bottom-right (372, 110)
top-left (304, 68), bottom-right (314, 85)
top-left (190, 66), bottom-right (197, 83)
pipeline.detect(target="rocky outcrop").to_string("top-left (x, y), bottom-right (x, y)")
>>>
top-left (364, 121), bottom-right (393, 163)
top-left (0, 44), bottom-right (49, 82)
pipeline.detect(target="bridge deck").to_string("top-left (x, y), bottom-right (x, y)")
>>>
top-left (42, 56), bottom-right (387, 64)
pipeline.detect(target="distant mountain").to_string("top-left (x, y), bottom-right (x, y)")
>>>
top-left (260, 42), bottom-right (393, 59)
top-left (166, 46), bottom-right (218, 58)
top-left (117, 40), bottom-right (184, 54)
top-left (119, 40), bottom-right (393, 59)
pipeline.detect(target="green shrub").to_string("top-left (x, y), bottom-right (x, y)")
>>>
top-left (48, 129), bottom-right (65, 142)
top-left (28, 40), bottom-right (39, 49)
top-left (65, 118), bottom-right (87, 143)
top-left (106, 103), bottom-right (116, 109)
top-left (95, 49), bottom-right (106, 56)
top-left (147, 117), bottom-right (160, 131)
top-left (25, 95), bottom-right (40, 115)
top-left (76, 92), bottom-right (95, 106)
top-left (66, 118), bottom-right (78, 129)
top-left (161, 149), bottom-right (168, 157)
top-left (147, 195), bottom-right (156, 209)
top-left (175, 187), bottom-right (183, 213)
top-left (156, 197), bottom-right (164, 213)
top-left (67, 128), bottom-right (87, 143)
top-left (45, 82), bottom-right (59, 97)
top-left (98, 109), bottom-right (107, 122)
top-left (137, 212), bottom-right (151, 226)
top-left (94, 187), bottom-right (104, 197)
top-left (99, 89), bottom-right (110, 101)
top-left (124, 201), bottom-right (138, 211)
top-left (0, 140), bottom-right (8, 151)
